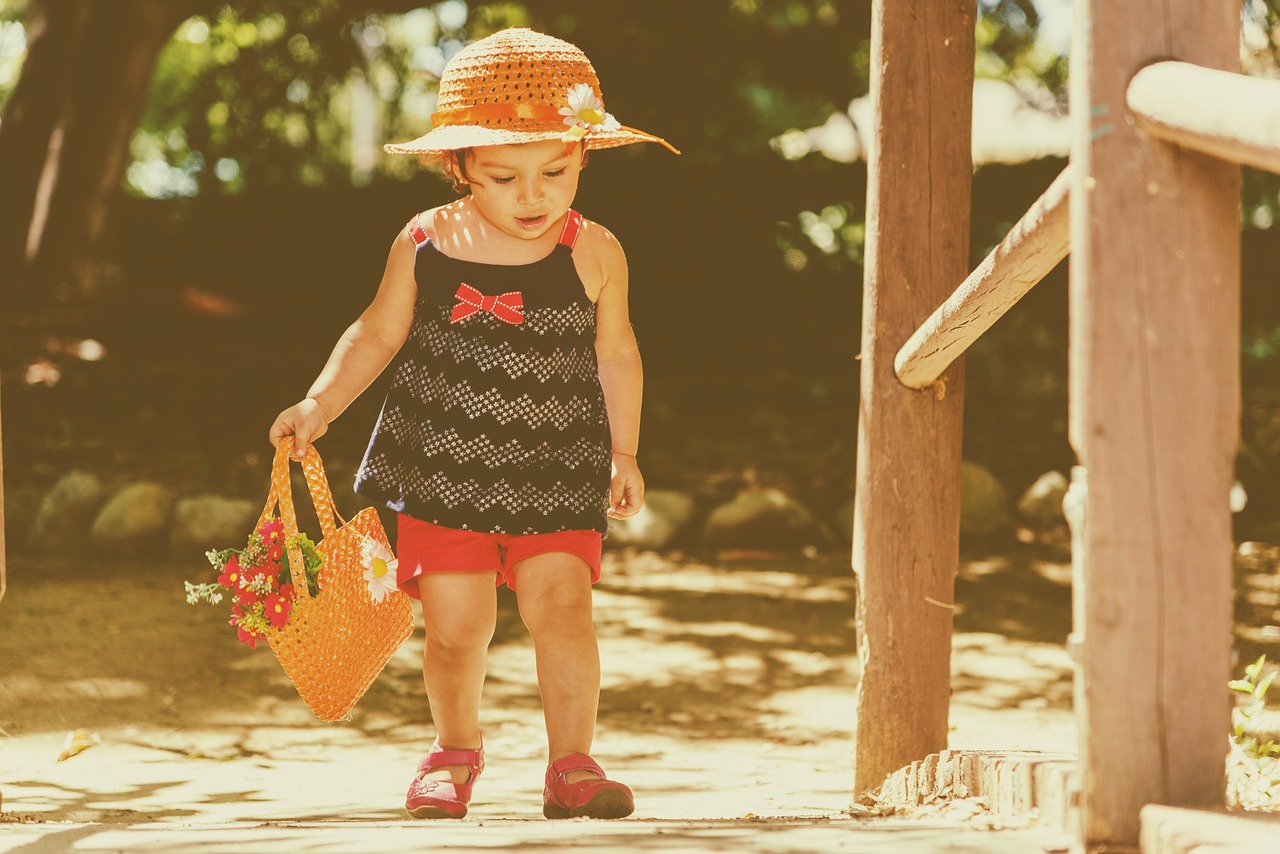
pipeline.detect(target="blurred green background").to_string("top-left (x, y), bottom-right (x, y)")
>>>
top-left (2, 0), bottom-right (1279, 546)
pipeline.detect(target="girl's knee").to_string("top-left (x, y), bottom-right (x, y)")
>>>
top-left (518, 592), bottom-right (594, 638)
top-left (424, 608), bottom-right (496, 651)
top-left (419, 574), bottom-right (498, 650)
top-left (422, 604), bottom-right (496, 650)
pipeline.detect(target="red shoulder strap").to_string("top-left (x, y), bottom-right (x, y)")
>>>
top-left (557, 209), bottom-right (583, 250)
top-left (407, 214), bottom-right (429, 250)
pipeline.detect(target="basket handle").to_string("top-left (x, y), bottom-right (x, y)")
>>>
top-left (256, 438), bottom-right (348, 602)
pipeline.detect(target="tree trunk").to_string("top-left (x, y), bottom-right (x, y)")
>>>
top-left (0, 0), bottom-right (89, 297)
top-left (0, 0), bottom-right (197, 304)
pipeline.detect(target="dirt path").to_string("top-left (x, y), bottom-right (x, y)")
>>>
top-left (0, 547), bottom-right (1077, 839)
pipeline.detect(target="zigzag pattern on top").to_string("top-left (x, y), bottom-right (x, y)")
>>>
top-left (355, 225), bottom-right (611, 535)
top-left (358, 453), bottom-right (608, 522)
top-left (391, 365), bottom-right (603, 432)
top-left (378, 405), bottom-right (610, 472)
top-left (415, 310), bottom-right (600, 383)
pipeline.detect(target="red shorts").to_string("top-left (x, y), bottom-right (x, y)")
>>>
top-left (395, 515), bottom-right (603, 596)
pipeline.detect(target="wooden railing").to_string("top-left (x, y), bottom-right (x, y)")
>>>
top-left (894, 165), bottom-right (1071, 390)
top-left (894, 64), bottom-right (1280, 395)
top-left (1128, 61), bottom-right (1280, 174)
top-left (856, 2), bottom-right (1280, 848)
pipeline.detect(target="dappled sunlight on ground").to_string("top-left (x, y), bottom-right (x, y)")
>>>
top-left (0, 546), bottom-right (1087, 829)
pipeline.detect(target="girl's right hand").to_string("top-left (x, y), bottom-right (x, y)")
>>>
top-left (268, 398), bottom-right (330, 458)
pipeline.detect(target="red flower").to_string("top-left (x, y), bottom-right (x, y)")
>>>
top-left (236, 624), bottom-right (261, 649)
top-left (264, 590), bottom-right (293, 629)
top-left (235, 585), bottom-right (261, 608)
top-left (258, 518), bottom-right (285, 563)
top-left (217, 555), bottom-right (243, 589)
top-left (228, 606), bottom-right (259, 648)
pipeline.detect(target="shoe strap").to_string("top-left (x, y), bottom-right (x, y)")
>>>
top-left (422, 742), bottom-right (484, 772)
top-left (549, 752), bottom-right (605, 779)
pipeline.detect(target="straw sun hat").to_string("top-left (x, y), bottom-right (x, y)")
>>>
top-left (384, 28), bottom-right (679, 160)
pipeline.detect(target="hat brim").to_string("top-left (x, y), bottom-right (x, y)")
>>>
top-left (384, 123), bottom-right (679, 159)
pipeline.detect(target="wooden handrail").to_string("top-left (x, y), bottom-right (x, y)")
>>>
top-left (1128, 61), bottom-right (1280, 174)
top-left (894, 165), bottom-right (1071, 390)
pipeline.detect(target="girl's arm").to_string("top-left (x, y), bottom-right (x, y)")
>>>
top-left (269, 229), bottom-right (419, 457)
top-left (591, 227), bottom-right (644, 518)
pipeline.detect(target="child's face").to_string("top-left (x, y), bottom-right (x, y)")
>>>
top-left (462, 140), bottom-right (584, 241)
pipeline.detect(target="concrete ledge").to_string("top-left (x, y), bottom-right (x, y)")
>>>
top-left (873, 749), bottom-right (1077, 829)
top-left (1140, 804), bottom-right (1280, 854)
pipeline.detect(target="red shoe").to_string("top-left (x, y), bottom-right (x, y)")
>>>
top-left (405, 741), bottom-right (484, 819)
top-left (543, 753), bottom-right (634, 819)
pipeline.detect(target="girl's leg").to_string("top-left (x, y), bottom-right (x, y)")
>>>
top-left (416, 571), bottom-right (498, 784)
top-left (510, 553), bottom-right (602, 784)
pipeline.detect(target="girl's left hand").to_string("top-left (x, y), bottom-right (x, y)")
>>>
top-left (607, 452), bottom-right (645, 519)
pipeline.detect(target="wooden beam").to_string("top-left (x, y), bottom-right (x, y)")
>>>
top-left (895, 165), bottom-right (1071, 390)
top-left (1140, 805), bottom-right (1280, 853)
top-left (1070, 1), bottom-right (1240, 848)
top-left (853, 0), bottom-right (973, 795)
top-left (1128, 61), bottom-right (1280, 175)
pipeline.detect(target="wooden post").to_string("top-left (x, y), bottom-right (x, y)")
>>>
top-left (853, 0), bottom-right (973, 795)
top-left (1069, 0), bottom-right (1240, 848)
top-left (0, 374), bottom-right (6, 605)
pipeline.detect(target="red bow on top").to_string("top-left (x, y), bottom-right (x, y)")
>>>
top-left (450, 282), bottom-right (524, 325)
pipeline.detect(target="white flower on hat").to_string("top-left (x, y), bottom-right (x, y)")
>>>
top-left (361, 536), bottom-right (399, 604)
top-left (559, 84), bottom-right (620, 133)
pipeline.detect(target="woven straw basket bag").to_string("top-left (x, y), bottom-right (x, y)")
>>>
top-left (258, 438), bottom-right (413, 721)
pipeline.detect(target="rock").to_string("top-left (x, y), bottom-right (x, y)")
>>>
top-left (90, 482), bottom-right (176, 558)
top-left (1016, 471), bottom-right (1069, 528)
top-left (169, 494), bottom-right (260, 561)
top-left (27, 471), bottom-right (105, 555)
top-left (703, 487), bottom-right (829, 553)
top-left (607, 489), bottom-right (697, 550)
top-left (2, 487), bottom-right (46, 555)
top-left (960, 463), bottom-right (1010, 537)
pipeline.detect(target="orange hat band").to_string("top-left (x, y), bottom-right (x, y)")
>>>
top-left (429, 102), bottom-right (681, 154)
top-left (431, 102), bottom-right (565, 127)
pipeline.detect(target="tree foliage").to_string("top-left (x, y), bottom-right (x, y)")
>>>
top-left (1, 0), bottom-right (1279, 521)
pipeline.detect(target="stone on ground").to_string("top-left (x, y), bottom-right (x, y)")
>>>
top-left (90, 482), bottom-right (176, 558)
top-left (961, 462), bottom-right (1010, 537)
top-left (27, 471), bottom-right (105, 555)
top-left (607, 489), bottom-right (697, 550)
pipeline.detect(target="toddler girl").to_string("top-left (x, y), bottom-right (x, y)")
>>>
top-left (268, 27), bottom-right (676, 820)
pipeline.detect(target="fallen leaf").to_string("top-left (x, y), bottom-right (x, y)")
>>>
top-left (56, 729), bottom-right (100, 761)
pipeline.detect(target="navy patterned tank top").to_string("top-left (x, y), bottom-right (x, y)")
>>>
top-left (354, 209), bottom-right (612, 534)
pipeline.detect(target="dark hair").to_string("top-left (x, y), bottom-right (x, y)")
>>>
top-left (437, 144), bottom-right (589, 195)
top-left (439, 149), bottom-right (472, 194)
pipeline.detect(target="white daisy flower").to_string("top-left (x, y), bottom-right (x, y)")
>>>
top-left (558, 84), bottom-right (620, 133)
top-left (361, 536), bottom-right (399, 604)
